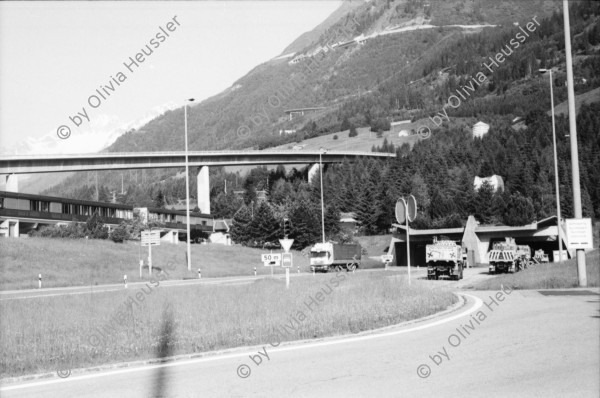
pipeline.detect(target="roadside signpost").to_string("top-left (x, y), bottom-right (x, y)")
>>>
top-left (261, 253), bottom-right (282, 266)
top-left (282, 253), bottom-right (293, 268)
top-left (279, 238), bottom-right (294, 289)
top-left (565, 218), bottom-right (593, 250)
top-left (395, 195), bottom-right (417, 285)
top-left (382, 254), bottom-right (393, 269)
top-left (262, 252), bottom-right (281, 277)
top-left (141, 230), bottom-right (161, 275)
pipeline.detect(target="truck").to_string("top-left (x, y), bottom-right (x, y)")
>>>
top-left (309, 242), bottom-right (361, 273)
top-left (488, 238), bottom-right (531, 274)
top-left (532, 249), bottom-right (549, 264)
top-left (426, 237), bottom-right (465, 280)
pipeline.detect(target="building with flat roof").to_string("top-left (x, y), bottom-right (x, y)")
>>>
top-left (387, 215), bottom-right (571, 267)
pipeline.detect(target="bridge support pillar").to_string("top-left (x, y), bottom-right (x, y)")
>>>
top-left (197, 166), bottom-right (210, 214)
top-left (5, 174), bottom-right (18, 192)
top-left (308, 163), bottom-right (320, 183)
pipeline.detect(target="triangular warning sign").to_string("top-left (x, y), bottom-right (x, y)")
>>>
top-left (279, 239), bottom-right (294, 253)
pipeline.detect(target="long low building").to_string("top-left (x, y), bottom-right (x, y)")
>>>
top-left (0, 190), bottom-right (215, 242)
top-left (388, 215), bottom-right (571, 266)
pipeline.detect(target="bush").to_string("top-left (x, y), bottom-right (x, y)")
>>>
top-left (28, 221), bottom-right (87, 239)
top-left (370, 118), bottom-right (391, 133)
top-left (85, 212), bottom-right (109, 239)
top-left (333, 134), bottom-right (338, 140)
top-left (110, 224), bottom-right (128, 243)
top-left (349, 126), bottom-right (358, 137)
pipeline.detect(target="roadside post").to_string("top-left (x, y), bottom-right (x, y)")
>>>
top-left (124, 275), bottom-right (128, 288)
top-left (38, 274), bottom-right (41, 289)
top-left (141, 230), bottom-right (161, 275)
top-left (382, 254), bottom-right (393, 270)
top-left (139, 260), bottom-right (143, 278)
top-left (279, 238), bottom-right (294, 289)
top-left (198, 268), bottom-right (201, 279)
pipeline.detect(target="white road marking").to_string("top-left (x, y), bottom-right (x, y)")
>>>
top-left (0, 294), bottom-right (482, 392)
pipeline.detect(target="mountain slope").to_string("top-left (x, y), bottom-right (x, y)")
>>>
top-left (107, 0), bottom-right (576, 154)
top-left (41, 0), bottom-right (600, 204)
top-left (281, 0), bottom-right (365, 55)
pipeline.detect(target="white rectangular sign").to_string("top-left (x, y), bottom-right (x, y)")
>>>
top-left (262, 253), bottom-right (281, 266)
top-left (141, 230), bottom-right (161, 246)
top-left (565, 218), bottom-right (593, 249)
top-left (552, 250), bottom-right (570, 262)
top-left (282, 253), bottom-right (293, 268)
top-left (381, 255), bottom-right (394, 263)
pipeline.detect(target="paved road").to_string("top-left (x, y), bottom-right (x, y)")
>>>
top-left (2, 287), bottom-right (598, 397)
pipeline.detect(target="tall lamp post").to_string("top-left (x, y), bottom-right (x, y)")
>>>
top-left (184, 98), bottom-right (195, 271)
top-left (319, 148), bottom-right (327, 243)
top-left (563, 0), bottom-right (587, 286)
top-left (539, 68), bottom-right (564, 262)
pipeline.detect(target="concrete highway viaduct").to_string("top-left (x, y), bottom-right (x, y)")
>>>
top-left (0, 150), bottom-right (395, 213)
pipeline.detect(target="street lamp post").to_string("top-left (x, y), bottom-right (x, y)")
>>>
top-left (540, 68), bottom-right (564, 262)
top-left (184, 98), bottom-right (195, 271)
top-left (563, 0), bottom-right (587, 286)
top-left (319, 148), bottom-right (327, 244)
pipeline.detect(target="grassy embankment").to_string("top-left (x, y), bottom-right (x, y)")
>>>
top-left (473, 249), bottom-right (599, 290)
top-left (0, 237), bottom-right (313, 291)
top-left (0, 271), bottom-right (456, 378)
top-left (0, 236), bottom-right (393, 291)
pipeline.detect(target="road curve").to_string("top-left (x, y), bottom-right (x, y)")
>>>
top-left (1, 288), bottom-right (598, 398)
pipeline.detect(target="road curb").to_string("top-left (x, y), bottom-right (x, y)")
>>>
top-left (0, 292), bottom-right (468, 386)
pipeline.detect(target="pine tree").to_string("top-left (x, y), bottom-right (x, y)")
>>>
top-left (98, 185), bottom-right (111, 202)
top-left (324, 203), bottom-right (341, 237)
top-left (230, 205), bottom-right (253, 245)
top-left (153, 189), bottom-right (165, 208)
top-left (249, 202), bottom-right (280, 245)
top-left (473, 181), bottom-right (496, 224)
top-left (349, 125), bottom-right (358, 137)
top-left (503, 192), bottom-right (535, 226)
top-left (289, 200), bottom-right (321, 250)
top-left (355, 175), bottom-right (381, 235)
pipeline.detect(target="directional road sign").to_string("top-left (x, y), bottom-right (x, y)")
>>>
top-left (262, 253), bottom-right (282, 266)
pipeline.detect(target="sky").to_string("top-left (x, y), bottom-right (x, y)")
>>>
top-left (0, 1), bottom-right (341, 156)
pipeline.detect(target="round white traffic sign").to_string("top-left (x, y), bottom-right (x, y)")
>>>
top-left (395, 198), bottom-right (407, 224)
top-left (407, 195), bottom-right (417, 222)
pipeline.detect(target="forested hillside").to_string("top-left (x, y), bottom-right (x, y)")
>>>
top-left (40, 0), bottom-right (600, 245)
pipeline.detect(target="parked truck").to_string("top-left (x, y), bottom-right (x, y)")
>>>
top-left (309, 242), bottom-right (361, 273)
top-left (426, 237), bottom-right (465, 280)
top-left (488, 237), bottom-right (532, 274)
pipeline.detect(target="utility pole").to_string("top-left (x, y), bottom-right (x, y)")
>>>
top-left (563, 0), bottom-right (587, 286)
top-left (184, 98), bottom-right (195, 271)
top-left (319, 149), bottom-right (327, 243)
top-left (540, 68), bottom-right (564, 262)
